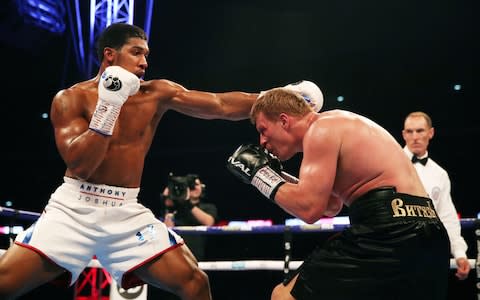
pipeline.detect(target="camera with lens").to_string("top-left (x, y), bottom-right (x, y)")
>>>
top-left (167, 173), bottom-right (198, 202)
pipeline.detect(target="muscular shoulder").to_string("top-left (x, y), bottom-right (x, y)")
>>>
top-left (53, 80), bottom-right (95, 106)
top-left (312, 110), bottom-right (361, 129)
top-left (304, 113), bottom-right (343, 155)
top-left (308, 110), bottom-right (353, 137)
top-left (307, 109), bottom-right (395, 158)
top-left (141, 78), bottom-right (185, 100)
top-left (51, 80), bottom-right (96, 124)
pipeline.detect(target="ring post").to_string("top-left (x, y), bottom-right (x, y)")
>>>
top-left (283, 225), bottom-right (293, 280)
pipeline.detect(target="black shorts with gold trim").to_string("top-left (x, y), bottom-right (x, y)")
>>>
top-left (288, 186), bottom-right (450, 300)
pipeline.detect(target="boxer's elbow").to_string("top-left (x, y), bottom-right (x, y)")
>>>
top-left (66, 163), bottom-right (94, 181)
top-left (68, 169), bottom-right (91, 181)
top-left (323, 199), bottom-right (343, 217)
top-left (299, 212), bottom-right (322, 225)
top-left (295, 200), bottom-right (328, 224)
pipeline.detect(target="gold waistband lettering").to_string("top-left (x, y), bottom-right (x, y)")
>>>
top-left (391, 198), bottom-right (437, 218)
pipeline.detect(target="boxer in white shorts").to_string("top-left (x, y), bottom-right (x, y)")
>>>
top-left (15, 177), bottom-right (184, 288)
top-left (0, 22), bottom-right (319, 299)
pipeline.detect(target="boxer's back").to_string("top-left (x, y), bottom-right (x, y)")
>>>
top-left (314, 110), bottom-right (427, 205)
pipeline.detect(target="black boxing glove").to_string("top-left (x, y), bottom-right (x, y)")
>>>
top-left (226, 144), bottom-right (286, 201)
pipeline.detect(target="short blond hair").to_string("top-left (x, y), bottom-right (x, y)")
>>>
top-left (250, 88), bottom-right (313, 124)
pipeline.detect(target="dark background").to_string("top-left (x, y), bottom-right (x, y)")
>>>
top-left (0, 0), bottom-right (478, 299)
top-left (0, 0), bottom-right (477, 222)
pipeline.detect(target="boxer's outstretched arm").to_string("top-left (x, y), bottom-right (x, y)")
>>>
top-left (153, 79), bottom-right (258, 121)
top-left (154, 79), bottom-right (323, 121)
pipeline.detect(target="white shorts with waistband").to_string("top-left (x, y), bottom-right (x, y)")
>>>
top-left (14, 177), bottom-right (184, 288)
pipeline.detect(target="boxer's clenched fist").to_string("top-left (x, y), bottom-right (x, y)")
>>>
top-left (89, 66), bottom-right (140, 136)
top-left (226, 144), bottom-right (285, 201)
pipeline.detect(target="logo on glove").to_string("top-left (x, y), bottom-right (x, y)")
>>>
top-left (227, 155), bottom-right (252, 177)
top-left (102, 73), bottom-right (122, 91)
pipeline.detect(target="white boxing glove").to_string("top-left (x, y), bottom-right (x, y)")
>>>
top-left (89, 66), bottom-right (140, 136)
top-left (284, 80), bottom-right (324, 112)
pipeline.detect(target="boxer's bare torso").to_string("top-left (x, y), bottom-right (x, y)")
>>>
top-left (52, 78), bottom-right (169, 187)
top-left (256, 109), bottom-right (428, 221)
top-left (51, 64), bottom-right (257, 187)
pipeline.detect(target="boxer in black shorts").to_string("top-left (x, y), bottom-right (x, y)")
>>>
top-left (287, 187), bottom-right (449, 300)
top-left (226, 88), bottom-right (450, 299)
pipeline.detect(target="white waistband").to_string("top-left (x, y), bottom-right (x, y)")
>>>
top-left (63, 177), bottom-right (140, 201)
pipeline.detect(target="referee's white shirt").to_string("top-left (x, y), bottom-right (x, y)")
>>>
top-left (403, 146), bottom-right (468, 259)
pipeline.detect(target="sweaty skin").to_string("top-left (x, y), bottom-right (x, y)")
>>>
top-left (256, 109), bottom-right (428, 223)
top-left (253, 109), bottom-right (437, 300)
top-left (51, 37), bottom-right (257, 187)
top-left (0, 34), bottom-right (257, 300)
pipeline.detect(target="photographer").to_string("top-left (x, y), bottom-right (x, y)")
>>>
top-left (160, 174), bottom-right (218, 260)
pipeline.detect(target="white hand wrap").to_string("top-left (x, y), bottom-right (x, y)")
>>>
top-left (89, 66), bottom-right (140, 136)
top-left (251, 166), bottom-right (286, 201)
top-left (89, 99), bottom-right (123, 136)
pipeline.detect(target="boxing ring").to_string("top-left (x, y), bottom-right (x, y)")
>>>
top-left (1, 206), bottom-right (479, 299)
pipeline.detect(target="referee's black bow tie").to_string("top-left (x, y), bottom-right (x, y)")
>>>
top-left (411, 156), bottom-right (428, 166)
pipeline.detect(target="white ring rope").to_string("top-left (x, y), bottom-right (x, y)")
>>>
top-left (198, 259), bottom-right (477, 271)
top-left (0, 249), bottom-right (473, 271)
